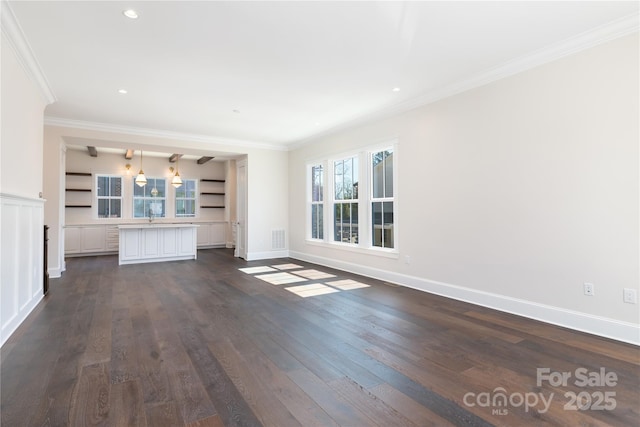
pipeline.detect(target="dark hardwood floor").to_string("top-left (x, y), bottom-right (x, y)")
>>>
top-left (1, 249), bottom-right (638, 426)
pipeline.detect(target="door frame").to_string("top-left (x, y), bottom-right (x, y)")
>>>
top-left (235, 158), bottom-right (247, 259)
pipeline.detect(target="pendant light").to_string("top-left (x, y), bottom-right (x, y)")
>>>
top-left (171, 157), bottom-right (183, 188)
top-left (135, 150), bottom-right (147, 187)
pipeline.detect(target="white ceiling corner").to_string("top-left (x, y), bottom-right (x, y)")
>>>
top-left (291, 10), bottom-right (640, 150)
top-left (44, 116), bottom-right (288, 152)
top-left (1, 1), bottom-right (55, 104)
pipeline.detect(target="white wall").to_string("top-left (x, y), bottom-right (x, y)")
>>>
top-left (246, 150), bottom-right (289, 260)
top-left (1, 36), bottom-right (48, 346)
top-left (288, 34), bottom-right (639, 344)
top-left (1, 38), bottom-right (44, 197)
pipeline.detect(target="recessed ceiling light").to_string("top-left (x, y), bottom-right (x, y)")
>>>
top-left (118, 89), bottom-right (128, 94)
top-left (123, 9), bottom-right (139, 19)
top-left (392, 87), bottom-right (400, 92)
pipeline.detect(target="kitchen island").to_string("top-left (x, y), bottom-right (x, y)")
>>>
top-left (118, 223), bottom-right (199, 265)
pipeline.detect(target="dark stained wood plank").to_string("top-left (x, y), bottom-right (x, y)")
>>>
top-left (80, 276), bottom-right (113, 367)
top-left (168, 370), bottom-right (218, 425)
top-left (2, 249), bottom-right (638, 427)
top-left (287, 369), bottom-right (375, 426)
top-left (129, 287), bottom-right (172, 405)
top-left (69, 363), bottom-right (111, 427)
top-left (155, 285), bottom-right (263, 427)
top-left (107, 379), bottom-right (148, 427)
top-left (208, 338), bottom-right (302, 427)
top-left (144, 401), bottom-right (183, 427)
top-left (186, 415), bottom-right (225, 427)
top-left (27, 277), bottom-right (100, 427)
top-left (110, 308), bottom-right (139, 384)
top-left (369, 383), bottom-right (456, 427)
top-left (327, 376), bottom-right (419, 427)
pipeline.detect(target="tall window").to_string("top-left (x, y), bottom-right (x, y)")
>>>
top-left (133, 178), bottom-right (166, 218)
top-left (176, 179), bottom-right (197, 217)
top-left (334, 156), bottom-right (359, 244)
top-left (371, 149), bottom-right (394, 248)
top-left (310, 165), bottom-right (324, 239)
top-left (96, 175), bottom-right (122, 218)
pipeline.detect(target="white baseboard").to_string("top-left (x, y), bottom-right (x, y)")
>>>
top-left (48, 267), bottom-right (63, 279)
top-left (246, 250), bottom-right (290, 261)
top-left (0, 293), bottom-right (43, 347)
top-left (289, 250), bottom-right (640, 346)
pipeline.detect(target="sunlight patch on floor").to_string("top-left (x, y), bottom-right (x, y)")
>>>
top-left (326, 279), bottom-right (370, 290)
top-left (255, 272), bottom-right (308, 285)
top-left (285, 283), bottom-right (340, 298)
top-left (292, 269), bottom-right (337, 280)
top-left (271, 263), bottom-right (304, 270)
top-left (239, 266), bottom-right (277, 274)
top-left (239, 265), bottom-right (371, 297)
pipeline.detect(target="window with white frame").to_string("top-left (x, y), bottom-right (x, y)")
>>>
top-left (133, 178), bottom-right (166, 218)
top-left (175, 179), bottom-right (197, 217)
top-left (310, 164), bottom-right (324, 239)
top-left (371, 149), bottom-right (394, 248)
top-left (96, 175), bottom-right (122, 218)
top-left (307, 142), bottom-right (397, 253)
top-left (333, 156), bottom-right (359, 244)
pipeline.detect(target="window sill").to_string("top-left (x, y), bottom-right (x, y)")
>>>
top-left (305, 239), bottom-right (399, 259)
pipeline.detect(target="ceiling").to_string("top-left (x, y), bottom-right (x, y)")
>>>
top-left (65, 144), bottom-right (207, 162)
top-left (7, 1), bottom-right (639, 149)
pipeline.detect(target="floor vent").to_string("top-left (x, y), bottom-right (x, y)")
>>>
top-left (272, 229), bottom-right (286, 250)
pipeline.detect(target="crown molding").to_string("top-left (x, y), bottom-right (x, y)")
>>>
top-left (1, 1), bottom-right (56, 104)
top-left (289, 11), bottom-right (639, 149)
top-left (44, 116), bottom-right (289, 152)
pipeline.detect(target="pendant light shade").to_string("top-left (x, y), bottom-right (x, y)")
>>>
top-left (171, 171), bottom-right (183, 188)
top-left (135, 171), bottom-right (147, 187)
top-left (136, 150), bottom-right (147, 187)
top-left (171, 156), bottom-right (183, 188)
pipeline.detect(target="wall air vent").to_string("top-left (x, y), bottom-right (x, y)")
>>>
top-left (272, 229), bottom-right (286, 250)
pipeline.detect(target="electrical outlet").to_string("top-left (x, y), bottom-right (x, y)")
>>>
top-left (404, 255), bottom-right (411, 265)
top-left (584, 282), bottom-right (594, 296)
top-left (623, 288), bottom-right (637, 304)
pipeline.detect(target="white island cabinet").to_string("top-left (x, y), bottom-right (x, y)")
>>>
top-left (118, 224), bottom-right (199, 265)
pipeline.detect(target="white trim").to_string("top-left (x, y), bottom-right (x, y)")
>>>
top-left (175, 178), bottom-right (197, 218)
top-left (48, 267), bottom-right (62, 279)
top-left (0, 193), bottom-right (45, 347)
top-left (305, 239), bottom-right (399, 259)
top-left (132, 177), bottom-right (167, 219)
top-left (94, 174), bottom-right (123, 220)
top-left (289, 12), bottom-right (640, 150)
top-left (289, 250), bottom-right (640, 346)
top-left (44, 117), bottom-right (288, 152)
top-left (1, 1), bottom-right (56, 104)
top-left (0, 192), bottom-right (45, 204)
top-left (245, 250), bottom-right (289, 261)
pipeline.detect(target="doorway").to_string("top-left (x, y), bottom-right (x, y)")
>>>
top-left (235, 159), bottom-right (247, 259)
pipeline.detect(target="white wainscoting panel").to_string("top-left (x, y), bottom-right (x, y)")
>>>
top-left (1, 193), bottom-right (45, 347)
